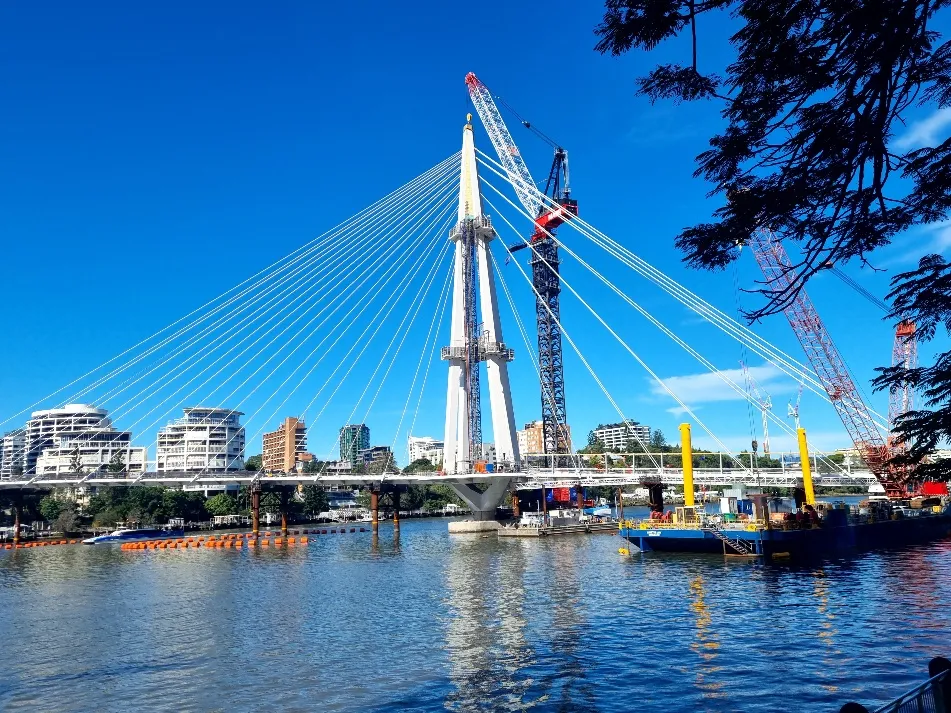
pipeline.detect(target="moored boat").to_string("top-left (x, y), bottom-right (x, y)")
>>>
top-left (82, 527), bottom-right (185, 544)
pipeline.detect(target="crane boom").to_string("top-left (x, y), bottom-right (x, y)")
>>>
top-left (465, 73), bottom-right (576, 456)
top-left (465, 73), bottom-right (540, 216)
top-left (748, 229), bottom-right (902, 496)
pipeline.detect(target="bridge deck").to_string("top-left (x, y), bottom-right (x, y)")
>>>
top-left (0, 467), bottom-right (876, 490)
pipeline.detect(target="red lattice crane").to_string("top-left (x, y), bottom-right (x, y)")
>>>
top-left (747, 230), bottom-right (905, 497)
top-left (888, 320), bottom-right (918, 436)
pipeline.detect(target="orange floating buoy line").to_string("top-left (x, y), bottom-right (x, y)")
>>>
top-left (1, 538), bottom-right (85, 551)
top-left (116, 535), bottom-right (319, 551)
top-left (4, 526), bottom-right (368, 555)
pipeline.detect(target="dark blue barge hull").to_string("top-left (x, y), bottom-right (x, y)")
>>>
top-left (622, 514), bottom-right (951, 559)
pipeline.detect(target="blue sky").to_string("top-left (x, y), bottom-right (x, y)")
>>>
top-left (2, 0), bottom-right (949, 463)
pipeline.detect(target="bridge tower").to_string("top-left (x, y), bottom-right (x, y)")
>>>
top-left (442, 115), bottom-right (520, 477)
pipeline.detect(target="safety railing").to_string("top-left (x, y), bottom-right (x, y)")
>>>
top-left (620, 518), bottom-right (767, 532)
top-left (839, 657), bottom-right (951, 713)
top-left (874, 668), bottom-right (950, 713)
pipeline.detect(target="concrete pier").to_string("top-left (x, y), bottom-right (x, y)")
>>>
top-left (448, 520), bottom-right (501, 534)
top-left (370, 490), bottom-right (379, 533)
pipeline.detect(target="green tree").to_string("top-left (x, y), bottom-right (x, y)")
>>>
top-left (69, 447), bottom-right (83, 475)
top-left (53, 503), bottom-right (79, 535)
top-left (355, 489), bottom-right (372, 508)
top-left (366, 453), bottom-right (398, 475)
top-left (244, 454), bottom-right (263, 472)
top-left (578, 431), bottom-right (605, 454)
top-left (39, 496), bottom-right (62, 523)
top-left (260, 492), bottom-right (281, 514)
top-left (650, 430), bottom-right (667, 451)
top-left (108, 450), bottom-right (125, 473)
top-left (205, 493), bottom-right (239, 517)
top-left (401, 485), bottom-right (427, 511)
top-left (161, 489), bottom-right (207, 521)
top-left (403, 458), bottom-right (437, 473)
top-left (301, 485), bottom-right (329, 515)
top-left (595, 1), bottom-right (951, 481)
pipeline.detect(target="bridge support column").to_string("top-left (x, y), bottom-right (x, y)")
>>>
top-left (392, 490), bottom-right (400, 530)
top-left (251, 485), bottom-right (261, 537)
top-left (647, 484), bottom-right (664, 514)
top-left (511, 491), bottom-right (520, 519)
top-left (541, 484), bottom-right (548, 524)
top-left (449, 478), bottom-right (512, 523)
top-left (370, 490), bottom-right (380, 533)
top-left (576, 484), bottom-right (584, 512)
top-left (617, 487), bottom-right (624, 522)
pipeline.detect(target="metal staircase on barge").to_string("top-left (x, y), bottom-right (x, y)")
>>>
top-left (702, 523), bottom-right (759, 556)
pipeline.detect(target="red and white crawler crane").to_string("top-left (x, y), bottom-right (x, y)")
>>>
top-left (748, 230), bottom-right (913, 498)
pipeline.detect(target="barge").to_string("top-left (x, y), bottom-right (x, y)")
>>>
top-left (499, 508), bottom-right (618, 538)
top-left (620, 497), bottom-right (951, 559)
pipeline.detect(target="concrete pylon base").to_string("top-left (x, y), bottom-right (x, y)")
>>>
top-left (448, 478), bottom-right (511, 526)
top-left (448, 520), bottom-right (501, 534)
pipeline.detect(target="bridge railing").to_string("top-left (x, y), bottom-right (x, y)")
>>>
top-left (839, 656), bottom-right (951, 713)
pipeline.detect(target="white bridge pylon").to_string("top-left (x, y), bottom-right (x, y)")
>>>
top-left (442, 115), bottom-right (520, 476)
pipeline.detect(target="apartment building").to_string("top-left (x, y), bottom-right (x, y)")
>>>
top-left (591, 421), bottom-right (651, 450)
top-left (408, 436), bottom-right (443, 466)
top-left (262, 417), bottom-right (310, 473)
top-left (157, 407), bottom-right (245, 472)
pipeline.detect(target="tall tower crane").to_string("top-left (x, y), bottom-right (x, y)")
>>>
top-left (747, 230), bottom-right (904, 497)
top-left (465, 73), bottom-right (578, 456)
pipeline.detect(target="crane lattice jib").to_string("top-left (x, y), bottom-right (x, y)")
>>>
top-left (749, 230), bottom-right (900, 495)
top-left (888, 320), bottom-right (917, 435)
top-left (465, 73), bottom-right (541, 216)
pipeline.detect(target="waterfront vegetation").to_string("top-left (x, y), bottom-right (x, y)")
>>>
top-left (0, 479), bottom-right (468, 534)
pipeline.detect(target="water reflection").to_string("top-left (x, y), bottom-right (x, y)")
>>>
top-left (812, 568), bottom-right (841, 694)
top-left (443, 535), bottom-right (539, 711)
top-left (2, 523), bottom-right (950, 712)
top-left (689, 574), bottom-right (725, 705)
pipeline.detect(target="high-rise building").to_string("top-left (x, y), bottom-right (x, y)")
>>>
top-left (517, 421), bottom-right (572, 455)
top-left (157, 407), bottom-right (245, 472)
top-left (262, 417), bottom-right (310, 473)
top-left (0, 428), bottom-right (25, 480)
top-left (36, 428), bottom-right (147, 476)
top-left (591, 421), bottom-right (650, 450)
top-left (408, 436), bottom-right (444, 466)
top-left (358, 445), bottom-right (395, 470)
top-left (24, 404), bottom-right (113, 475)
top-left (339, 424), bottom-right (369, 466)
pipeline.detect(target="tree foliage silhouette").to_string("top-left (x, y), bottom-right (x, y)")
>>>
top-left (596, 0), bottom-right (951, 479)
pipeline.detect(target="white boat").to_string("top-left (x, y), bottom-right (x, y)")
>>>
top-left (82, 527), bottom-right (184, 544)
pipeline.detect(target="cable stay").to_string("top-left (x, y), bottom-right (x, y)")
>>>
top-left (479, 175), bottom-right (851, 476)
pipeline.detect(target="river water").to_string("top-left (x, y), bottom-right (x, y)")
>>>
top-left (1, 516), bottom-right (950, 712)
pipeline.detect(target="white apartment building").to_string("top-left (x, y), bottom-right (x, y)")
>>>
top-left (408, 436), bottom-right (444, 466)
top-left (592, 421), bottom-right (651, 450)
top-left (0, 428), bottom-right (25, 480)
top-left (24, 404), bottom-right (113, 475)
top-left (157, 407), bottom-right (245, 473)
top-left (36, 428), bottom-right (147, 476)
